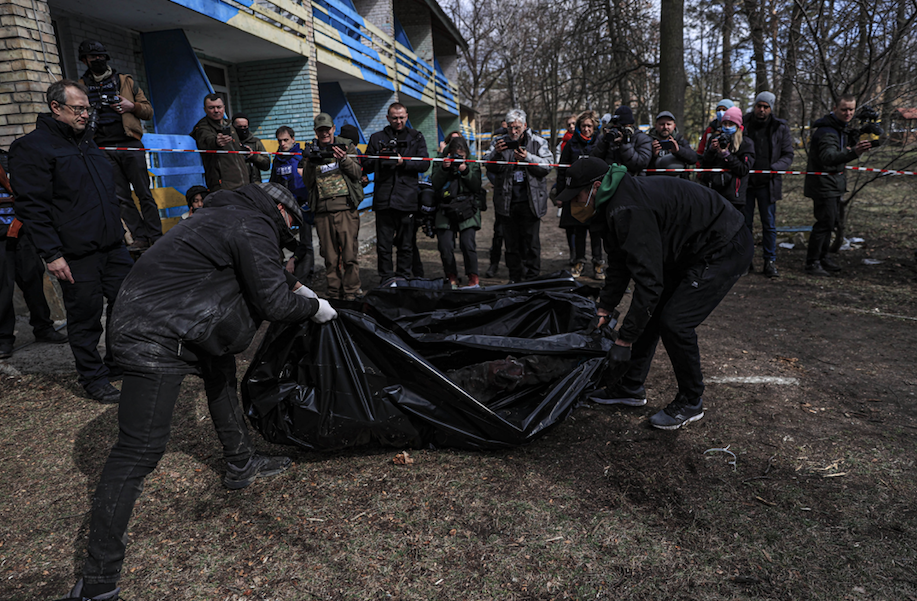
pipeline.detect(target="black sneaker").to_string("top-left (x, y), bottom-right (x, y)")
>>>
top-left (224, 454), bottom-right (292, 490)
top-left (34, 329), bottom-right (68, 344)
top-left (586, 384), bottom-right (647, 406)
top-left (649, 396), bottom-right (704, 430)
top-left (762, 260), bottom-right (779, 278)
top-left (58, 578), bottom-right (120, 600)
top-left (0, 341), bottom-right (11, 360)
top-left (820, 255), bottom-right (842, 272)
top-left (804, 261), bottom-right (829, 277)
top-left (484, 264), bottom-right (499, 278)
top-left (84, 380), bottom-right (121, 404)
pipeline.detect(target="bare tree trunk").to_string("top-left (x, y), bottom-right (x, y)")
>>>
top-left (722, 0), bottom-right (734, 98)
top-left (743, 0), bottom-right (770, 92)
top-left (778, 0), bottom-right (803, 123)
top-left (658, 0), bottom-right (686, 122)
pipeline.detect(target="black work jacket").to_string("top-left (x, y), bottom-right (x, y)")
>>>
top-left (109, 185), bottom-right (318, 373)
top-left (598, 175), bottom-right (745, 342)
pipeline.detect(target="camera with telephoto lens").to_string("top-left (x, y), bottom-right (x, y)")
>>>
top-left (304, 143), bottom-right (335, 161)
top-left (603, 114), bottom-right (626, 144)
top-left (100, 94), bottom-right (120, 104)
top-left (847, 105), bottom-right (884, 146)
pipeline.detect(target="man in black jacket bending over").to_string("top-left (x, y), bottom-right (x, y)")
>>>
top-left (556, 158), bottom-right (752, 430)
top-left (61, 182), bottom-right (337, 601)
top-left (363, 103), bottom-right (429, 280)
top-left (10, 79), bottom-right (132, 404)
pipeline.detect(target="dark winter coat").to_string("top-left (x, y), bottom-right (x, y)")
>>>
top-left (270, 143), bottom-right (309, 204)
top-left (743, 114), bottom-right (794, 200)
top-left (9, 113), bottom-right (124, 263)
top-left (363, 125), bottom-right (428, 212)
top-left (239, 132), bottom-right (271, 184)
top-left (109, 184), bottom-right (318, 373)
top-left (191, 115), bottom-right (248, 192)
top-left (598, 174), bottom-right (745, 343)
top-left (700, 135), bottom-right (755, 207)
top-left (803, 113), bottom-right (859, 199)
top-left (591, 129), bottom-right (653, 175)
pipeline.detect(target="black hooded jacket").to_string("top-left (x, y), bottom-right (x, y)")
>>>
top-left (598, 175), bottom-right (745, 342)
top-left (9, 113), bottom-right (124, 262)
top-left (109, 185), bottom-right (318, 373)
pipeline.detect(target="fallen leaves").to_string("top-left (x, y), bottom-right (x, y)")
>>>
top-left (392, 451), bottom-right (414, 465)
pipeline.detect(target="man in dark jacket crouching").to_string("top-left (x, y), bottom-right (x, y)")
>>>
top-left (556, 158), bottom-right (752, 430)
top-left (63, 183), bottom-right (337, 601)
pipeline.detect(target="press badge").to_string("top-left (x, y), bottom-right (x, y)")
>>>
top-left (513, 170), bottom-right (524, 183)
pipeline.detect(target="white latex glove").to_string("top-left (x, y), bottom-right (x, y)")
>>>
top-left (311, 298), bottom-right (338, 323)
top-left (293, 284), bottom-right (318, 299)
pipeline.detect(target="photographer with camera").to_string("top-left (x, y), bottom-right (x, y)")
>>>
top-left (742, 92), bottom-right (794, 278)
top-left (699, 106), bottom-right (755, 212)
top-left (232, 113), bottom-right (271, 184)
top-left (191, 93), bottom-right (248, 192)
top-left (299, 113), bottom-right (364, 300)
top-left (590, 105), bottom-right (652, 175)
top-left (484, 108), bottom-right (553, 283)
top-left (803, 94), bottom-right (875, 276)
top-left (428, 136), bottom-right (483, 288)
top-left (697, 99), bottom-right (734, 158)
top-left (78, 40), bottom-right (160, 252)
top-left (647, 110), bottom-right (698, 178)
top-left (364, 103), bottom-right (429, 280)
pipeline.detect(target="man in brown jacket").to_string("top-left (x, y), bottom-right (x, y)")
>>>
top-left (79, 40), bottom-right (160, 252)
top-left (191, 93), bottom-right (248, 193)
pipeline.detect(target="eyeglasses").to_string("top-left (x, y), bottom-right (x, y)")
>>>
top-left (60, 103), bottom-right (93, 116)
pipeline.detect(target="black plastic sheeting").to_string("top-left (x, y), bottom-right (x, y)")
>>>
top-left (241, 275), bottom-right (616, 451)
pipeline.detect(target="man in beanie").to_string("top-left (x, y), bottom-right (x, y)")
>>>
top-left (77, 40), bottom-right (160, 252)
top-left (180, 184), bottom-right (209, 220)
top-left (60, 182), bottom-right (337, 601)
top-left (555, 157), bottom-right (751, 430)
top-left (591, 105), bottom-right (652, 175)
top-left (743, 92), bottom-right (794, 277)
top-left (697, 98), bottom-right (734, 157)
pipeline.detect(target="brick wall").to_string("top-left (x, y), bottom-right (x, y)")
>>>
top-left (0, 0), bottom-right (62, 149)
top-left (352, 0), bottom-right (393, 37)
top-left (234, 58), bottom-right (315, 142)
top-left (408, 104), bottom-right (435, 172)
top-left (347, 90), bottom-right (397, 137)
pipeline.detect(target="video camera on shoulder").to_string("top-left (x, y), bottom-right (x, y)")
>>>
top-left (847, 105), bottom-right (884, 147)
top-left (304, 142), bottom-right (346, 161)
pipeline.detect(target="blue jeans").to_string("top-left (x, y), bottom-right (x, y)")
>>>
top-left (742, 187), bottom-right (777, 262)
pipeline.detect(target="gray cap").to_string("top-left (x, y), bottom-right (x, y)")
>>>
top-left (256, 182), bottom-right (302, 227)
top-left (313, 112), bottom-right (334, 130)
top-left (655, 111), bottom-right (676, 122)
top-left (754, 92), bottom-right (776, 108)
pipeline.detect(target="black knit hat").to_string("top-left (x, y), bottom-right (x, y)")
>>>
top-left (614, 105), bottom-right (635, 125)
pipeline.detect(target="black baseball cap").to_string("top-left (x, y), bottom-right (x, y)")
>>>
top-left (555, 157), bottom-right (609, 205)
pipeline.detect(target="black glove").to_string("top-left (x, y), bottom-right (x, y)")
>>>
top-left (603, 343), bottom-right (632, 387)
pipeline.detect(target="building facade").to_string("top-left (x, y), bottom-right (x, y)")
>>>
top-left (0, 0), bottom-right (473, 224)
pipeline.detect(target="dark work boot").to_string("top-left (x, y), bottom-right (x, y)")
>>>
top-left (224, 454), bottom-right (292, 490)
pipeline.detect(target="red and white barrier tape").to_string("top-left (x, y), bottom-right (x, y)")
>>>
top-left (97, 147), bottom-right (915, 176)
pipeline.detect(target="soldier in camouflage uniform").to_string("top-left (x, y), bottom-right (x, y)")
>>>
top-left (300, 113), bottom-right (364, 300)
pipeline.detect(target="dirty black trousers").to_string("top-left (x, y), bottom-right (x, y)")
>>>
top-left (375, 208), bottom-right (414, 279)
top-left (502, 203), bottom-right (541, 282)
top-left (617, 227), bottom-right (753, 401)
top-left (806, 195), bottom-right (840, 265)
top-left (82, 354), bottom-right (255, 586)
top-left (437, 226), bottom-right (478, 277)
top-left (58, 245), bottom-right (132, 389)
